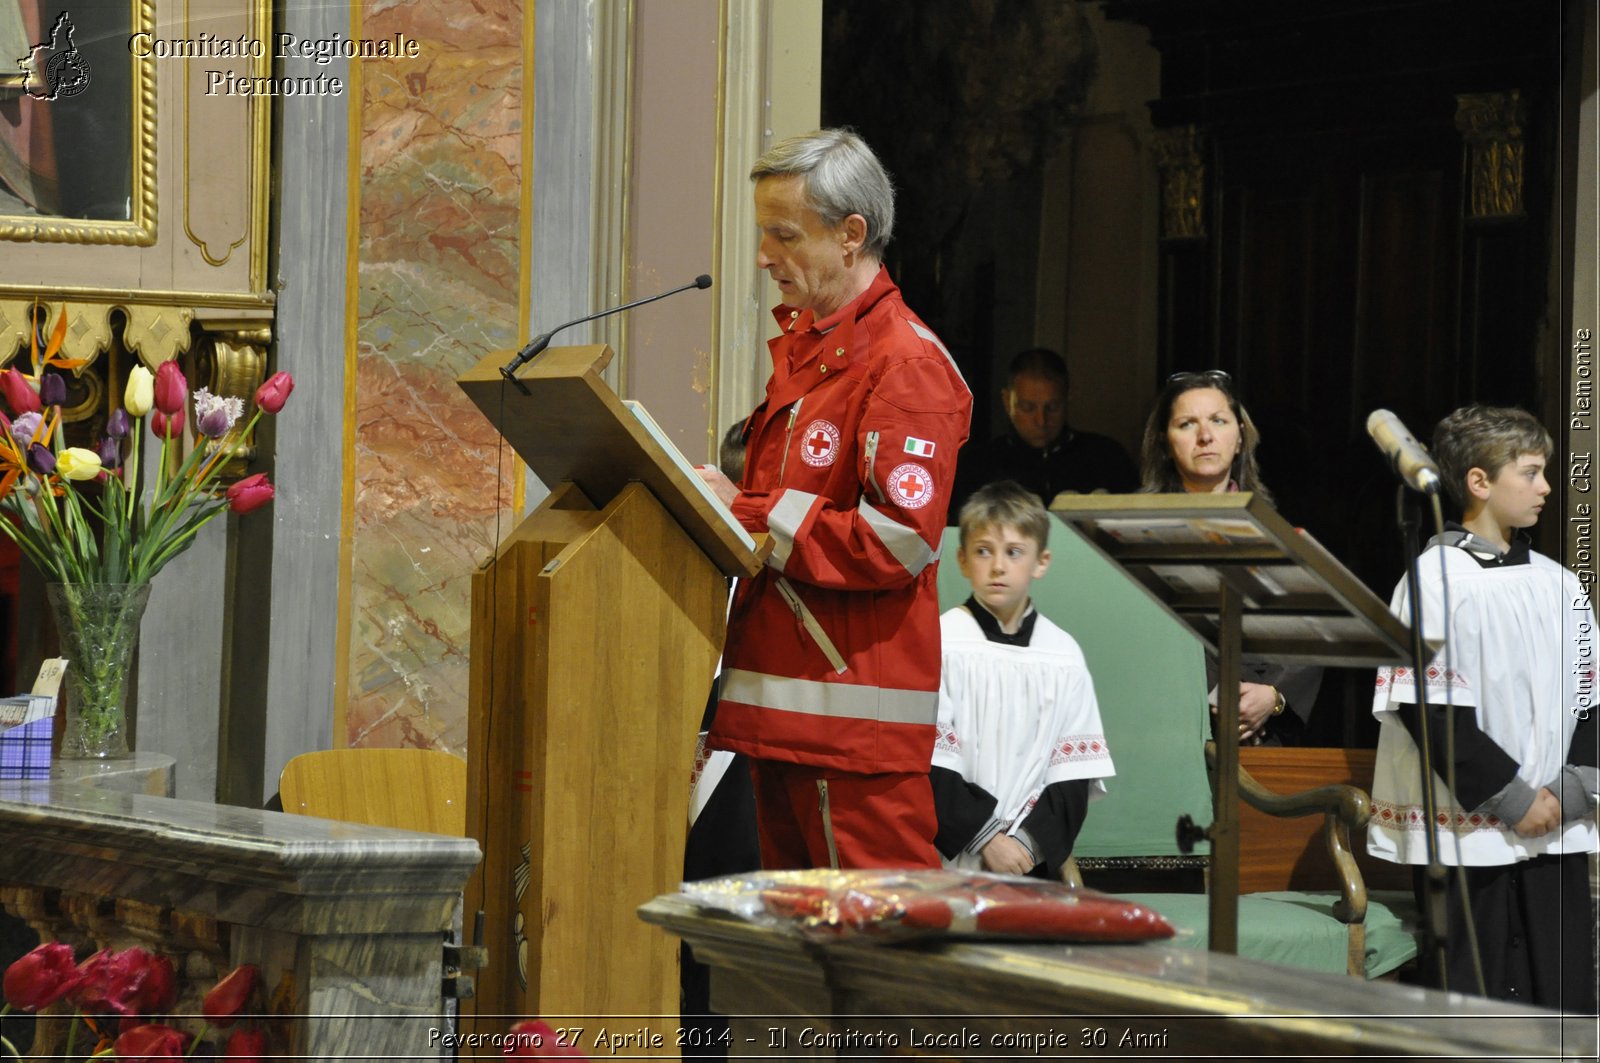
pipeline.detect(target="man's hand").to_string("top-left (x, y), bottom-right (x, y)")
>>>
top-left (1210, 682), bottom-right (1278, 742)
top-left (695, 465), bottom-right (739, 507)
top-left (979, 833), bottom-right (1036, 875)
top-left (1513, 787), bottom-right (1562, 837)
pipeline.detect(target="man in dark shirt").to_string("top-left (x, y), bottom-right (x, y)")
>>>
top-left (951, 348), bottom-right (1136, 518)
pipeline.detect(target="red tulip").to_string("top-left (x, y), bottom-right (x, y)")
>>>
top-left (70, 947), bottom-right (177, 1016)
top-left (112, 1022), bottom-right (192, 1060)
top-left (153, 361), bottom-right (187, 416)
top-left (222, 1026), bottom-right (267, 1060)
top-left (0, 368), bottom-right (40, 415)
top-left (226, 473), bottom-right (274, 514)
top-left (2, 941), bottom-right (77, 1011)
top-left (254, 371), bottom-right (294, 414)
top-left (202, 963), bottom-right (258, 1027)
top-left (150, 408), bottom-right (184, 440)
top-left (507, 1019), bottom-right (590, 1058)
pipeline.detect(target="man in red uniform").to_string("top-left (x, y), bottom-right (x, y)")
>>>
top-left (696, 129), bottom-right (971, 870)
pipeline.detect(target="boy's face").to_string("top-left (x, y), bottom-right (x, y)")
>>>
top-left (958, 523), bottom-right (1050, 619)
top-left (1476, 451), bottom-right (1551, 531)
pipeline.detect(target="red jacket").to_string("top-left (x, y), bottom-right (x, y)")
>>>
top-left (710, 268), bottom-right (971, 773)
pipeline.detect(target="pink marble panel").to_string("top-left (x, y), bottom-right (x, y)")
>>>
top-left (350, 0), bottom-right (522, 754)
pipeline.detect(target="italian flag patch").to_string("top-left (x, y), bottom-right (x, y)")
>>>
top-left (903, 436), bottom-right (936, 458)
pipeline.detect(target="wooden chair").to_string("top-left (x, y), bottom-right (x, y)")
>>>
top-left (936, 524), bottom-right (1417, 978)
top-left (278, 747), bottom-right (468, 837)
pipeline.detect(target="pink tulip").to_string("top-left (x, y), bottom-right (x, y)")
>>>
top-left (203, 963), bottom-right (258, 1027)
top-left (254, 371), bottom-right (294, 414)
top-left (226, 473), bottom-right (275, 514)
top-left (153, 361), bottom-right (187, 416)
top-left (150, 408), bottom-right (185, 440)
top-left (112, 1022), bottom-right (191, 1059)
top-left (3, 941), bottom-right (78, 1011)
top-left (70, 947), bottom-right (176, 1016)
top-left (0, 369), bottom-right (40, 415)
top-left (222, 1026), bottom-right (267, 1060)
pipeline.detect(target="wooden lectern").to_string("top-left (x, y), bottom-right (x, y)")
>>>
top-left (1048, 493), bottom-right (1424, 957)
top-left (456, 346), bottom-right (760, 1040)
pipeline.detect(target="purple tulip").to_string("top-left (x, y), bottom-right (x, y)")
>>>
top-left (96, 436), bottom-right (120, 468)
top-left (107, 408), bottom-right (130, 438)
top-left (26, 442), bottom-right (53, 476)
top-left (38, 373), bottom-right (65, 407)
top-left (196, 405), bottom-right (232, 438)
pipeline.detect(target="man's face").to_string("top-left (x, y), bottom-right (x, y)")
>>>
top-left (1003, 374), bottom-right (1068, 450)
top-left (754, 175), bottom-right (854, 318)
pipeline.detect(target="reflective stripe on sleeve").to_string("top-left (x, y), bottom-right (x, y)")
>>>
top-left (766, 489), bottom-right (819, 573)
top-left (720, 669), bottom-right (938, 725)
top-left (909, 321), bottom-right (968, 388)
top-left (856, 497), bottom-right (937, 576)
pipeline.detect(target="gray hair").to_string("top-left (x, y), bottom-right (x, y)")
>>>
top-left (750, 128), bottom-right (895, 259)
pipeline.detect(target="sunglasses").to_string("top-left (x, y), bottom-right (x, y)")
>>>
top-left (1166, 369), bottom-right (1233, 386)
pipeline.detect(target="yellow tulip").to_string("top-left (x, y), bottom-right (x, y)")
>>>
top-left (56, 447), bottom-right (102, 481)
top-left (124, 365), bottom-right (154, 416)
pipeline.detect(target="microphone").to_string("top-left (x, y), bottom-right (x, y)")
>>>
top-left (1366, 409), bottom-right (1441, 494)
top-left (500, 274), bottom-right (713, 387)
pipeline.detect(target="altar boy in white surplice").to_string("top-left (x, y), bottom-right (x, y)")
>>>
top-left (930, 481), bottom-right (1114, 879)
top-left (1368, 405), bottom-right (1596, 1012)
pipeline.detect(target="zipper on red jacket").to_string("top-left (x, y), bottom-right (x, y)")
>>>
top-left (863, 430), bottom-right (887, 503)
top-left (777, 395), bottom-right (804, 485)
top-left (774, 577), bottom-right (848, 673)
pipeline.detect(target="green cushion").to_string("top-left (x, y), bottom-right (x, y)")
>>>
top-left (1116, 891), bottom-right (1419, 979)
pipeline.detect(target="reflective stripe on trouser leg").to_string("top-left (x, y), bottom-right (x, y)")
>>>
top-left (817, 778), bottom-right (840, 870)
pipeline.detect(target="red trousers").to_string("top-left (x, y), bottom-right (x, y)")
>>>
top-left (749, 759), bottom-right (941, 870)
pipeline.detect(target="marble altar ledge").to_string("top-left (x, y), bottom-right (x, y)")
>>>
top-left (0, 783), bottom-right (480, 934)
top-left (640, 893), bottom-right (1597, 1061)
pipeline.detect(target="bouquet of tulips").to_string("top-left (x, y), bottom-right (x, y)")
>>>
top-left (0, 307), bottom-right (291, 585)
top-left (1, 941), bottom-right (269, 1059)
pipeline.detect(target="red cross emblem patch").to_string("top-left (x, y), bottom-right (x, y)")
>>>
top-left (888, 462), bottom-right (934, 509)
top-left (800, 419), bottom-right (840, 467)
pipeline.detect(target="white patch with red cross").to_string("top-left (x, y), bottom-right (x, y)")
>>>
top-left (800, 419), bottom-right (841, 467)
top-left (888, 462), bottom-right (935, 509)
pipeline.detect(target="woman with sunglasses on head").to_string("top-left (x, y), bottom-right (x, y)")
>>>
top-left (1138, 370), bottom-right (1319, 745)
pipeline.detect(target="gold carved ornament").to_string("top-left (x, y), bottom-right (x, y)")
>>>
top-left (1455, 91), bottom-right (1525, 221)
top-left (1150, 125), bottom-right (1206, 241)
top-left (0, 300), bottom-right (266, 482)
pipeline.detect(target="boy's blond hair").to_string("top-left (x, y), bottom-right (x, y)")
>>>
top-left (957, 481), bottom-right (1050, 552)
top-left (1432, 405), bottom-right (1553, 512)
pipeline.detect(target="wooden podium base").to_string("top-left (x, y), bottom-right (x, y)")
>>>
top-left (462, 481), bottom-right (726, 1039)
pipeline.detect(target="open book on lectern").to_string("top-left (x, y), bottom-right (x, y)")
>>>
top-left (623, 399), bottom-right (757, 554)
top-left (456, 344), bottom-right (762, 579)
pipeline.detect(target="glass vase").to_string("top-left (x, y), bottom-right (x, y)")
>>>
top-left (46, 582), bottom-right (153, 759)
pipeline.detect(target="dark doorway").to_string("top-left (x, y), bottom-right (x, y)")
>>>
top-left (822, 0), bottom-right (1575, 744)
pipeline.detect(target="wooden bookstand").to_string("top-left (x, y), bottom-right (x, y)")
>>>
top-left (456, 346), bottom-right (759, 1040)
top-left (1048, 492), bottom-right (1424, 957)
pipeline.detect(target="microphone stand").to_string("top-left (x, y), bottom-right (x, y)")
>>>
top-left (499, 275), bottom-right (712, 395)
top-left (1395, 484), bottom-right (1451, 989)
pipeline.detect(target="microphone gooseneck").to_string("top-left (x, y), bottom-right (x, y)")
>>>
top-left (500, 274), bottom-right (715, 386)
